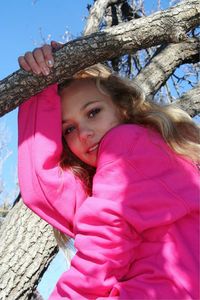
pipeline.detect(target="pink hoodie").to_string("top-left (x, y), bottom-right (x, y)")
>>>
top-left (18, 85), bottom-right (200, 299)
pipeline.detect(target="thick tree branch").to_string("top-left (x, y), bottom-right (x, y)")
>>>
top-left (175, 83), bottom-right (200, 117)
top-left (0, 0), bottom-right (199, 116)
top-left (133, 38), bottom-right (200, 97)
top-left (84, 0), bottom-right (127, 35)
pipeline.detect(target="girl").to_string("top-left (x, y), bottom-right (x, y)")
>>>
top-left (18, 43), bottom-right (199, 299)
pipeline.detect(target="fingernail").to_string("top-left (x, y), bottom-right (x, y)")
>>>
top-left (43, 68), bottom-right (50, 75)
top-left (47, 60), bottom-right (54, 67)
top-left (34, 70), bottom-right (41, 75)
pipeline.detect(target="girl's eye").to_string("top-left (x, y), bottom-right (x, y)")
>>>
top-left (88, 108), bottom-right (101, 118)
top-left (63, 126), bottom-right (75, 136)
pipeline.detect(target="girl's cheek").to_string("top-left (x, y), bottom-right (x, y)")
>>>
top-left (63, 136), bottom-right (71, 149)
top-left (66, 135), bottom-right (76, 150)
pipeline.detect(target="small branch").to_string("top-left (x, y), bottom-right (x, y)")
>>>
top-left (165, 81), bottom-right (173, 103)
top-left (171, 74), bottom-right (182, 98)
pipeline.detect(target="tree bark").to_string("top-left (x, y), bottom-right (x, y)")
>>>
top-left (30, 289), bottom-right (44, 300)
top-left (0, 0), bottom-right (199, 116)
top-left (133, 38), bottom-right (200, 97)
top-left (0, 200), bottom-right (57, 300)
top-left (175, 83), bottom-right (200, 117)
top-left (84, 0), bottom-right (111, 35)
top-left (84, 0), bottom-right (127, 35)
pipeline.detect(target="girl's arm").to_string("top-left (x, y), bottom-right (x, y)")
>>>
top-left (18, 85), bottom-right (86, 236)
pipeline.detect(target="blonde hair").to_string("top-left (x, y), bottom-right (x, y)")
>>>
top-left (53, 228), bottom-right (75, 261)
top-left (54, 63), bottom-right (200, 251)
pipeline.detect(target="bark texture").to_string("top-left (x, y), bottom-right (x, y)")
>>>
top-left (0, 0), bottom-right (199, 116)
top-left (175, 83), bottom-right (200, 117)
top-left (84, 0), bottom-right (111, 35)
top-left (0, 200), bottom-right (57, 300)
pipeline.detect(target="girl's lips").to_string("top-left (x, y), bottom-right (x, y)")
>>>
top-left (87, 143), bottom-right (99, 153)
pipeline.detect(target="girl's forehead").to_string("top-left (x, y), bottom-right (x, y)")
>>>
top-left (62, 79), bottom-right (97, 95)
top-left (61, 79), bottom-right (108, 105)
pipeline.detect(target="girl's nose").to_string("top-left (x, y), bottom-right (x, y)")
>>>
top-left (79, 125), bottom-right (94, 141)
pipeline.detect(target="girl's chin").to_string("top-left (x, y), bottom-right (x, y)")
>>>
top-left (83, 150), bottom-right (98, 167)
top-left (84, 155), bottom-right (97, 168)
top-left (86, 159), bottom-right (97, 168)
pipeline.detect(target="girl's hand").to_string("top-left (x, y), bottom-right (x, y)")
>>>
top-left (18, 41), bottom-right (63, 76)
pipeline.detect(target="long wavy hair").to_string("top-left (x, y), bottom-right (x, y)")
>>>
top-left (54, 63), bottom-right (200, 251)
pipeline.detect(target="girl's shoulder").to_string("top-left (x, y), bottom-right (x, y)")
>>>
top-left (97, 124), bottom-right (159, 166)
top-left (97, 123), bottom-right (196, 172)
top-left (98, 123), bottom-right (161, 156)
top-left (103, 123), bottom-right (147, 139)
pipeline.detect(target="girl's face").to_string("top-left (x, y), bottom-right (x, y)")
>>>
top-left (61, 79), bottom-right (121, 167)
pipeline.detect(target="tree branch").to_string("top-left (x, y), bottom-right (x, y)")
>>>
top-left (175, 83), bottom-right (200, 117)
top-left (0, 0), bottom-right (199, 116)
top-left (84, 0), bottom-right (111, 35)
top-left (133, 38), bottom-right (200, 97)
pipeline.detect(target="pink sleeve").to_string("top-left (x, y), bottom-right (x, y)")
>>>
top-left (49, 124), bottom-right (199, 299)
top-left (18, 85), bottom-right (85, 236)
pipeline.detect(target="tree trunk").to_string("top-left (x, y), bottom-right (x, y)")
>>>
top-left (0, 200), bottom-right (57, 300)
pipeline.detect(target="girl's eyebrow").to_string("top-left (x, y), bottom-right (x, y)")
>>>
top-left (62, 120), bottom-right (69, 124)
top-left (62, 100), bottom-right (101, 124)
top-left (81, 100), bottom-right (101, 111)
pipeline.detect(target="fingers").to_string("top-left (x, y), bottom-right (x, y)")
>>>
top-left (18, 44), bottom-right (55, 76)
top-left (41, 44), bottom-right (54, 68)
top-left (20, 51), bottom-right (42, 75)
top-left (51, 40), bottom-right (63, 52)
top-left (32, 46), bottom-right (53, 75)
top-left (18, 55), bottom-right (32, 72)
